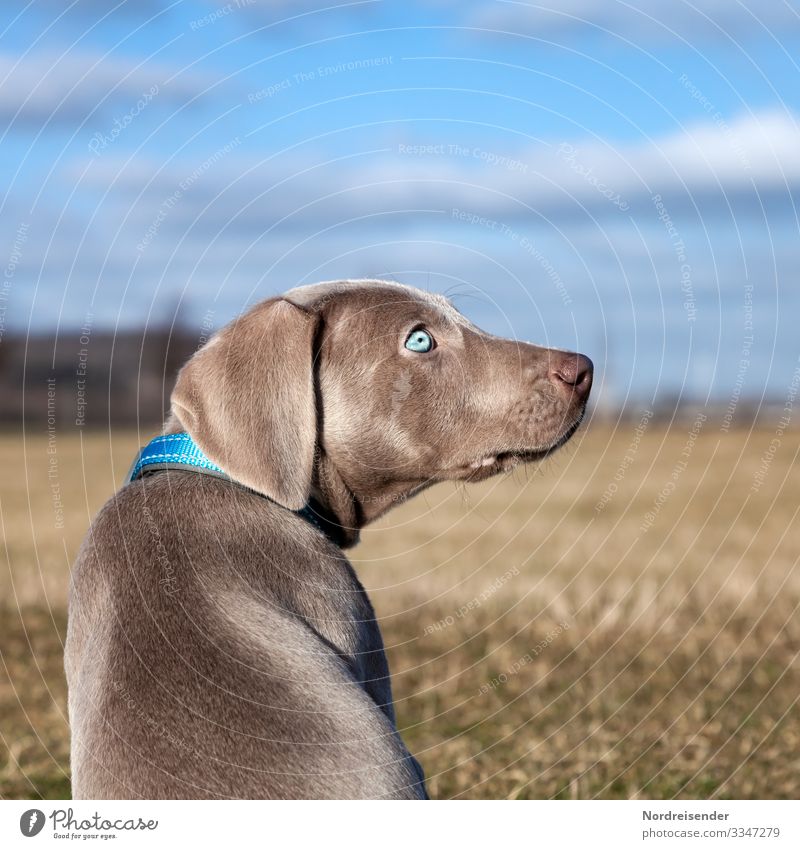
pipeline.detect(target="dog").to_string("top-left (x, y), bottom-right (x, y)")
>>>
top-left (65, 279), bottom-right (592, 799)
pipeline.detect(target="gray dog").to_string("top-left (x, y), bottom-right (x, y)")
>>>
top-left (65, 279), bottom-right (592, 799)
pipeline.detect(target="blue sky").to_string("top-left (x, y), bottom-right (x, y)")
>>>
top-left (2, 0), bottom-right (799, 407)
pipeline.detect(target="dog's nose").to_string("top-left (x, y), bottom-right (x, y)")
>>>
top-left (549, 352), bottom-right (593, 400)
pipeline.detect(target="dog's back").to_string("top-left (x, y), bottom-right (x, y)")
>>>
top-left (66, 471), bottom-right (426, 799)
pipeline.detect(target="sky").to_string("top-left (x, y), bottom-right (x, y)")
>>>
top-left (1, 0), bottom-right (799, 409)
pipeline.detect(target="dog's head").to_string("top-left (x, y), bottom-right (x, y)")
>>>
top-left (170, 280), bottom-right (592, 532)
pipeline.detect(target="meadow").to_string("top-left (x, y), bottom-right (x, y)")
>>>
top-left (1, 419), bottom-right (798, 799)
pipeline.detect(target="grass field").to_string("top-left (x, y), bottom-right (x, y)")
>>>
top-left (1, 419), bottom-right (799, 799)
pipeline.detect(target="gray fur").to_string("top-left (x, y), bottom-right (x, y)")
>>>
top-left (66, 279), bottom-right (592, 799)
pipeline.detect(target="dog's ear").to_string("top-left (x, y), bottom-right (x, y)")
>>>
top-left (170, 298), bottom-right (318, 510)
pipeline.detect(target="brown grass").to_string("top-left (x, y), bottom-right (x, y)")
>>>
top-left (1, 421), bottom-right (799, 799)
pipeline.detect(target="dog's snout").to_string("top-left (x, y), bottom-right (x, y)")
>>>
top-left (549, 352), bottom-right (593, 400)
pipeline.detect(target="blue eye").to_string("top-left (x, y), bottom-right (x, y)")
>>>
top-left (405, 329), bottom-right (434, 353)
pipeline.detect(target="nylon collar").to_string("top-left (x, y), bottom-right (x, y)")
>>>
top-left (126, 432), bottom-right (343, 546)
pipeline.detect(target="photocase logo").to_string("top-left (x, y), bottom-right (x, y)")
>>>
top-left (19, 809), bottom-right (45, 837)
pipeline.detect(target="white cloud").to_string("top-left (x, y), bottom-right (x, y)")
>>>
top-left (470, 0), bottom-right (800, 43)
top-left (549, 110), bottom-right (800, 207)
top-left (0, 51), bottom-right (215, 127)
top-left (68, 108), bottom-right (800, 234)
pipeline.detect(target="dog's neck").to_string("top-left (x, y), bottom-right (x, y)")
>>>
top-left (164, 413), bottom-right (424, 549)
top-left (311, 450), bottom-right (361, 548)
top-left (313, 450), bottom-right (435, 546)
top-left (162, 414), bottom-right (356, 546)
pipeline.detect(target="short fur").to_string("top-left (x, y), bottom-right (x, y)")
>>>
top-left (66, 279), bottom-right (592, 799)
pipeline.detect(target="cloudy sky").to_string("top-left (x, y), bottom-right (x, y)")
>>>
top-left (2, 0), bottom-right (799, 408)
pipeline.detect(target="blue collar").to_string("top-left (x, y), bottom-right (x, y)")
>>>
top-left (126, 432), bottom-right (341, 545)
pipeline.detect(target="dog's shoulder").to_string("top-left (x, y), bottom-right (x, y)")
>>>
top-left (73, 470), bottom-right (360, 607)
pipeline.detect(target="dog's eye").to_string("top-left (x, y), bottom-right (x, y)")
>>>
top-left (405, 329), bottom-right (434, 353)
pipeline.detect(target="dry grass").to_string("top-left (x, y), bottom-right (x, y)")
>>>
top-left (1, 421), bottom-right (799, 799)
